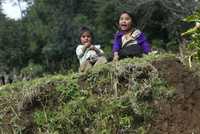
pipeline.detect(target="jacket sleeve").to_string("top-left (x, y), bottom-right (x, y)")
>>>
top-left (137, 33), bottom-right (151, 54)
top-left (112, 32), bottom-right (123, 53)
top-left (76, 45), bottom-right (85, 59)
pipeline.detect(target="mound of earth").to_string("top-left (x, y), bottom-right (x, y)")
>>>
top-left (151, 58), bottom-right (200, 134)
top-left (1, 55), bottom-right (200, 134)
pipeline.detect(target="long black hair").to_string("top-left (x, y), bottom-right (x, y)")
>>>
top-left (117, 11), bottom-right (136, 28)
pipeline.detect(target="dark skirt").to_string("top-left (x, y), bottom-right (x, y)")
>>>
top-left (118, 44), bottom-right (143, 59)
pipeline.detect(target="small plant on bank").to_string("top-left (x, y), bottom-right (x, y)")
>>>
top-left (181, 10), bottom-right (200, 68)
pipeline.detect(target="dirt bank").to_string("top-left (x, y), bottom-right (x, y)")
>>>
top-left (151, 58), bottom-right (200, 134)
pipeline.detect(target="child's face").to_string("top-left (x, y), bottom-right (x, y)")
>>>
top-left (119, 13), bottom-right (133, 32)
top-left (80, 31), bottom-right (92, 45)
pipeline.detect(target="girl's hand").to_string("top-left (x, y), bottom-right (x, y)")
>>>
top-left (85, 42), bottom-right (91, 48)
top-left (89, 45), bottom-right (96, 50)
top-left (90, 45), bottom-right (102, 55)
top-left (81, 42), bottom-right (91, 52)
top-left (113, 52), bottom-right (119, 62)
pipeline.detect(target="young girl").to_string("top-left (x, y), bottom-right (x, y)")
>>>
top-left (76, 27), bottom-right (107, 72)
top-left (112, 11), bottom-right (151, 61)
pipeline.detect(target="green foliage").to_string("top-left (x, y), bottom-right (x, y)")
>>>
top-left (0, 19), bottom-right (29, 71)
top-left (182, 10), bottom-right (200, 65)
top-left (1, 0), bottom-right (200, 74)
top-left (31, 54), bottom-right (175, 133)
top-left (0, 54), bottom-right (179, 133)
top-left (151, 39), bottom-right (166, 51)
top-left (20, 62), bottom-right (44, 80)
top-left (34, 110), bottom-right (57, 129)
top-left (183, 10), bottom-right (200, 23)
top-left (55, 74), bottom-right (80, 102)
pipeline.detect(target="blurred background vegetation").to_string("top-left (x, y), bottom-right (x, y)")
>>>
top-left (0, 0), bottom-right (200, 81)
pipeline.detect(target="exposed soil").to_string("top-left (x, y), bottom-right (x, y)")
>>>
top-left (0, 82), bottom-right (57, 134)
top-left (151, 58), bottom-right (200, 134)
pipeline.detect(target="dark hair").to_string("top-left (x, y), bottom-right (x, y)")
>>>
top-left (119, 11), bottom-right (134, 21)
top-left (79, 27), bottom-right (93, 42)
top-left (117, 11), bottom-right (136, 28)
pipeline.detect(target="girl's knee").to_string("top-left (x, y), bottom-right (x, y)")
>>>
top-left (79, 61), bottom-right (92, 72)
top-left (95, 56), bottom-right (107, 65)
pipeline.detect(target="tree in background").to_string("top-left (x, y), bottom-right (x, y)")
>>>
top-left (0, 0), bottom-right (200, 80)
top-left (94, 0), bottom-right (200, 45)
